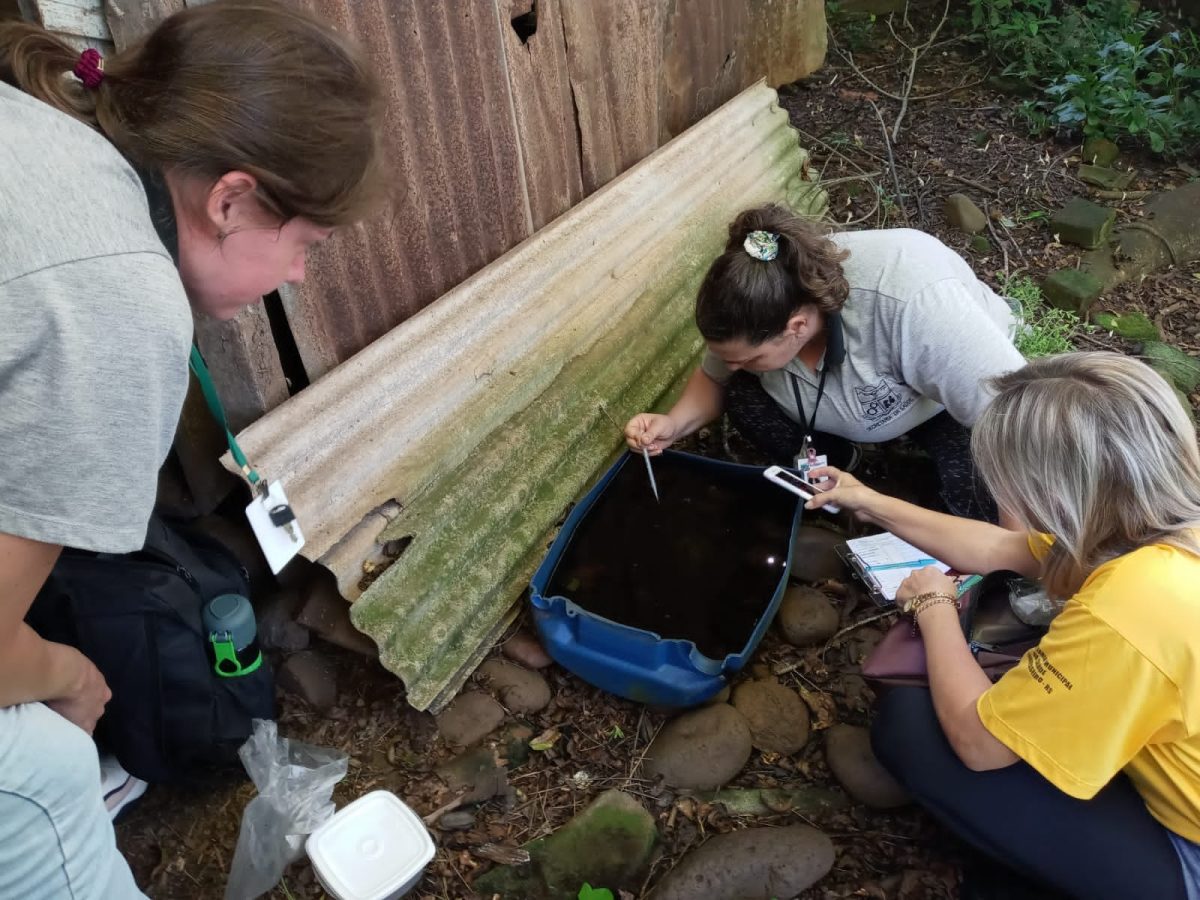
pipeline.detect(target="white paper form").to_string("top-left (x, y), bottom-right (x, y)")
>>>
top-left (845, 532), bottom-right (949, 601)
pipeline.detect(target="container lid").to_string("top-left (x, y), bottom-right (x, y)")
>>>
top-left (306, 791), bottom-right (435, 900)
top-left (202, 593), bottom-right (256, 649)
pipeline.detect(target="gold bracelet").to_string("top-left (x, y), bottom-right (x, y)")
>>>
top-left (911, 595), bottom-right (958, 619)
top-left (901, 590), bottom-right (958, 615)
top-left (909, 594), bottom-right (959, 635)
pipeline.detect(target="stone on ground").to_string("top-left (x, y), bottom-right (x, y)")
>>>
top-left (1042, 268), bottom-right (1104, 315)
top-left (1092, 311), bottom-right (1159, 342)
top-left (1082, 136), bottom-right (1119, 167)
top-left (276, 650), bottom-right (337, 711)
top-left (969, 234), bottom-right (991, 253)
top-left (778, 585), bottom-right (839, 646)
top-left (1143, 341), bottom-right (1200, 394)
top-left (296, 578), bottom-right (378, 657)
top-left (789, 525), bottom-right (848, 582)
top-left (1078, 164), bottom-right (1134, 191)
top-left (475, 790), bottom-right (657, 899)
top-left (477, 658), bottom-right (552, 714)
top-left (436, 691), bottom-right (506, 746)
top-left (501, 629), bottom-right (554, 669)
top-left (643, 704), bottom-right (752, 790)
top-left (825, 724), bottom-right (911, 809)
top-left (731, 680), bottom-right (811, 754)
top-left (256, 589), bottom-right (310, 653)
top-left (1050, 198), bottom-right (1116, 250)
top-left (497, 721), bottom-right (536, 767)
top-left (700, 786), bottom-right (848, 817)
top-left (943, 193), bottom-right (988, 234)
top-left (436, 744), bottom-right (509, 804)
top-left (437, 809), bottom-right (477, 831)
top-left (649, 824), bottom-right (835, 900)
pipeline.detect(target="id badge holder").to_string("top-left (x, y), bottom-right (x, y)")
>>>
top-left (246, 481), bottom-right (305, 573)
top-left (795, 451), bottom-right (830, 485)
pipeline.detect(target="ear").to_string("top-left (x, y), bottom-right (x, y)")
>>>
top-left (783, 311), bottom-right (810, 337)
top-left (204, 171), bottom-right (262, 235)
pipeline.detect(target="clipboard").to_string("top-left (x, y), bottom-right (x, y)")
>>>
top-left (838, 535), bottom-right (981, 607)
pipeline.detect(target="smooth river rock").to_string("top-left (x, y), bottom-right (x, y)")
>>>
top-left (731, 680), bottom-right (811, 754)
top-left (650, 824), bottom-right (835, 899)
top-left (642, 704), bottom-right (752, 790)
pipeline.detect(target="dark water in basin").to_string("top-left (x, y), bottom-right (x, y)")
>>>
top-left (545, 453), bottom-right (798, 659)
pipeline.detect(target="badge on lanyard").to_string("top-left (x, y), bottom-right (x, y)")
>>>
top-left (245, 480), bottom-right (305, 574)
top-left (790, 367), bottom-right (831, 480)
top-left (796, 446), bottom-right (831, 485)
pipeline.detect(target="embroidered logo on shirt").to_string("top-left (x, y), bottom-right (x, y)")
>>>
top-left (854, 378), bottom-right (902, 420)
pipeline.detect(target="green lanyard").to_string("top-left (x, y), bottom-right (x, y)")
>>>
top-left (188, 346), bottom-right (263, 490)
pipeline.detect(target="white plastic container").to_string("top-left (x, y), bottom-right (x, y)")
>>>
top-left (306, 791), bottom-right (435, 900)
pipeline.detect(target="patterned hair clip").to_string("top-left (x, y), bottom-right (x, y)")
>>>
top-left (743, 230), bottom-right (779, 262)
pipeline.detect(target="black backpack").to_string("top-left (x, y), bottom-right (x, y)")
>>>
top-left (27, 515), bottom-right (276, 783)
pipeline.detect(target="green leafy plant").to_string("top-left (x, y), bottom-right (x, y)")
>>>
top-left (578, 884), bottom-right (615, 900)
top-left (967, 0), bottom-right (1200, 155)
top-left (1005, 275), bottom-right (1087, 358)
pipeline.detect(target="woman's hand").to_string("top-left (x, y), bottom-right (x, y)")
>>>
top-left (45, 652), bottom-right (111, 735)
top-left (803, 466), bottom-right (882, 522)
top-left (896, 566), bottom-right (960, 614)
top-left (624, 413), bottom-right (678, 455)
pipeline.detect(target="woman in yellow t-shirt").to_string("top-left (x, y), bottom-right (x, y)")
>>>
top-left (808, 352), bottom-right (1200, 900)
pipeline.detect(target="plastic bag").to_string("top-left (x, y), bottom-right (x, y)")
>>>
top-left (1008, 578), bottom-right (1062, 627)
top-left (225, 719), bottom-right (348, 900)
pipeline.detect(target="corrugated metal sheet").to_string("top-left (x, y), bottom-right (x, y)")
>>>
top-left (560, 0), bottom-right (663, 194)
top-left (499, 0), bottom-right (585, 230)
top-left (225, 83), bottom-right (827, 709)
top-left (278, 0), bottom-right (826, 383)
top-left (282, 0), bottom-right (535, 381)
top-left (103, 0), bottom-right (181, 49)
top-left (26, 0), bottom-right (110, 41)
top-left (660, 0), bottom-right (829, 142)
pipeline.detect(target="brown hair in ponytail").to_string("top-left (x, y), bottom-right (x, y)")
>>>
top-left (694, 204), bottom-right (850, 344)
top-left (0, 0), bottom-right (384, 227)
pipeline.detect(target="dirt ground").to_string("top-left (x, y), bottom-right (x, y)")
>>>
top-left (117, 8), bottom-right (1200, 899)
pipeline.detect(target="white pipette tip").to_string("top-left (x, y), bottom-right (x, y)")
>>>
top-left (641, 446), bottom-right (660, 503)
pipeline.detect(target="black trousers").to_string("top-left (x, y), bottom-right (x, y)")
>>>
top-left (872, 687), bottom-right (1188, 900)
top-left (725, 371), bottom-right (997, 522)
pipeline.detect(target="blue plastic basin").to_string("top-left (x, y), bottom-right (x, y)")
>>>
top-left (530, 449), bottom-right (802, 707)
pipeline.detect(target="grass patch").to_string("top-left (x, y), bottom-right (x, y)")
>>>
top-left (1005, 275), bottom-right (1087, 357)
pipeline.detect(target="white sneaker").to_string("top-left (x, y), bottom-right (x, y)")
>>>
top-left (99, 754), bottom-right (149, 821)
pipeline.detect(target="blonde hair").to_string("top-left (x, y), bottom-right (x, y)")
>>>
top-left (972, 352), bottom-right (1200, 597)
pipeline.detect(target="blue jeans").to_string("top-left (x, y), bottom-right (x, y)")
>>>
top-left (0, 702), bottom-right (145, 899)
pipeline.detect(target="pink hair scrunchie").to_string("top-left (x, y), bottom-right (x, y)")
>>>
top-left (73, 48), bottom-right (104, 90)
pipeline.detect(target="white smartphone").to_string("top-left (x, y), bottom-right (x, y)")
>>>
top-left (763, 465), bottom-right (841, 513)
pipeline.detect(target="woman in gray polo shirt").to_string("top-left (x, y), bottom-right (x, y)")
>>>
top-left (625, 205), bottom-right (1024, 520)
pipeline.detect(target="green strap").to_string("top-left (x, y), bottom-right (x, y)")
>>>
top-left (188, 346), bottom-right (262, 488)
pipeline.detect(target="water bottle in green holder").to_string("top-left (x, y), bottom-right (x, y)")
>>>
top-left (202, 593), bottom-right (263, 677)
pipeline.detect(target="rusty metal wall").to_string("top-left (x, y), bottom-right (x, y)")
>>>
top-left (279, 0), bottom-right (827, 382)
top-left (95, 0), bottom-right (826, 451)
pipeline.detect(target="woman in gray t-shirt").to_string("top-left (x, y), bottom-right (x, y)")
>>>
top-left (0, 4), bottom-right (382, 897)
top-left (625, 204), bottom-right (1025, 521)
